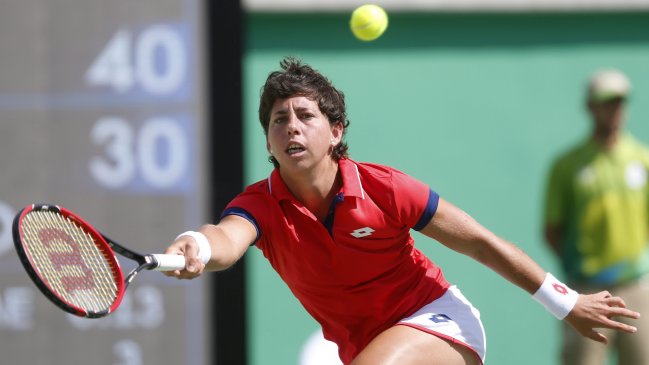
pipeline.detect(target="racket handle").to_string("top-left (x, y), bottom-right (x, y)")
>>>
top-left (152, 254), bottom-right (187, 271)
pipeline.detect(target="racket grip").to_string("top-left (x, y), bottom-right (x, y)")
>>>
top-left (152, 254), bottom-right (187, 271)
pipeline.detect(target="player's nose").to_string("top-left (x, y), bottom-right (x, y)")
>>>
top-left (286, 113), bottom-right (301, 135)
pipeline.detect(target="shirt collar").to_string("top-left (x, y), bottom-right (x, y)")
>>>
top-left (339, 158), bottom-right (365, 199)
top-left (267, 158), bottom-right (365, 201)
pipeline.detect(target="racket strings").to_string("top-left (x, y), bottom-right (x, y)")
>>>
top-left (21, 211), bottom-right (119, 313)
top-left (45, 211), bottom-right (118, 311)
top-left (24, 211), bottom-right (117, 312)
top-left (51, 213), bottom-right (119, 311)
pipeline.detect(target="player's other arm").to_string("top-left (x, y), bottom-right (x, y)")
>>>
top-left (420, 197), bottom-right (546, 293)
top-left (163, 214), bottom-right (257, 279)
top-left (419, 197), bottom-right (640, 343)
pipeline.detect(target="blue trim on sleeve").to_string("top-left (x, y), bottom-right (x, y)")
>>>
top-left (221, 207), bottom-right (261, 245)
top-left (413, 189), bottom-right (439, 231)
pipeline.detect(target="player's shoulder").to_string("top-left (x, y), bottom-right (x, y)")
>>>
top-left (351, 160), bottom-right (409, 190)
top-left (350, 159), bottom-right (423, 192)
top-left (234, 178), bottom-right (272, 200)
top-left (226, 177), bottom-right (276, 221)
top-left (244, 178), bottom-right (270, 192)
top-left (352, 160), bottom-right (401, 179)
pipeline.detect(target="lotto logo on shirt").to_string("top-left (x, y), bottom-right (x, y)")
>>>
top-left (350, 227), bottom-right (374, 238)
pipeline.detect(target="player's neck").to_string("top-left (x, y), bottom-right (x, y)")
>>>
top-left (280, 159), bottom-right (341, 219)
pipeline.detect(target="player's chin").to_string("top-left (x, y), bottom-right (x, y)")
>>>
top-left (281, 150), bottom-right (308, 163)
top-left (278, 155), bottom-right (311, 170)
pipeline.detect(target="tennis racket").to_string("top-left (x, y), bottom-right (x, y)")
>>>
top-left (12, 203), bottom-right (208, 318)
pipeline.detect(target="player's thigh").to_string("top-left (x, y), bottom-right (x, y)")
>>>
top-left (350, 325), bottom-right (479, 365)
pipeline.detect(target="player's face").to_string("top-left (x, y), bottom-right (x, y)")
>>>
top-left (267, 96), bottom-right (342, 172)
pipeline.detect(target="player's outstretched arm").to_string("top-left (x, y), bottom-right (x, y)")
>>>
top-left (419, 197), bottom-right (640, 342)
top-left (163, 214), bottom-right (257, 279)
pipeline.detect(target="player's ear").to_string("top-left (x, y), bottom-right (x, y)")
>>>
top-left (266, 139), bottom-right (273, 155)
top-left (331, 121), bottom-right (343, 145)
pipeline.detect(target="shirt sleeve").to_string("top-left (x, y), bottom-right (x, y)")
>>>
top-left (221, 191), bottom-right (265, 245)
top-left (390, 169), bottom-right (440, 231)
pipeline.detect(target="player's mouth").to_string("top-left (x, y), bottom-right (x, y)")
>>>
top-left (286, 143), bottom-right (305, 156)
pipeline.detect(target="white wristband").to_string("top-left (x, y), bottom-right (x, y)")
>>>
top-left (175, 230), bottom-right (212, 265)
top-left (532, 273), bottom-right (579, 320)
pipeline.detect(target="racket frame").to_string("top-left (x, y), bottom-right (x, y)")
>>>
top-left (12, 203), bottom-right (159, 318)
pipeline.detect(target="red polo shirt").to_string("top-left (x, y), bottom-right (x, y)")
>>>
top-left (222, 159), bottom-right (449, 364)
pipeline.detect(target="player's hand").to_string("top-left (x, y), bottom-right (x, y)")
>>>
top-left (162, 235), bottom-right (206, 279)
top-left (564, 291), bottom-right (640, 343)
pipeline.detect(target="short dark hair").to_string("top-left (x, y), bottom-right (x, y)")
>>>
top-left (258, 57), bottom-right (350, 168)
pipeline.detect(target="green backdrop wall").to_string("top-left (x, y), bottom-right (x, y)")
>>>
top-left (242, 12), bottom-right (649, 365)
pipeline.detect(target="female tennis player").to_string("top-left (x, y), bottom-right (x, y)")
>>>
top-left (164, 58), bottom-right (640, 365)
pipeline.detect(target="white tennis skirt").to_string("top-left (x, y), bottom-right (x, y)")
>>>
top-left (397, 285), bottom-right (487, 364)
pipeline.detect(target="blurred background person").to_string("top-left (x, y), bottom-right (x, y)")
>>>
top-left (543, 69), bottom-right (649, 365)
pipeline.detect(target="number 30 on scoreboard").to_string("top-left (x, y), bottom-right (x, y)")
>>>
top-left (84, 23), bottom-right (193, 192)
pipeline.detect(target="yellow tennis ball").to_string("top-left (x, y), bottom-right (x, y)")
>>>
top-left (350, 4), bottom-right (388, 41)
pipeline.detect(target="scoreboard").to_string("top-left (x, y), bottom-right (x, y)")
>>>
top-left (0, 0), bottom-right (211, 364)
